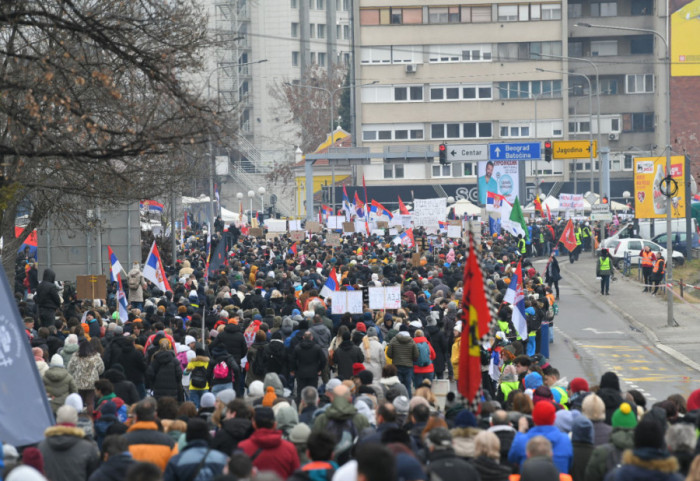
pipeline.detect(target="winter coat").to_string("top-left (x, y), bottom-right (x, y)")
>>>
top-left (265, 338), bottom-right (289, 377)
top-left (509, 425), bottom-right (573, 474)
top-left (489, 424), bottom-right (517, 467)
top-left (108, 338), bottom-right (147, 385)
top-left (427, 326), bottom-right (448, 375)
top-left (602, 449), bottom-right (683, 481)
top-left (246, 340), bottom-right (268, 386)
top-left (573, 442), bottom-right (595, 481)
top-left (102, 369), bottom-right (140, 405)
top-left (545, 257), bottom-right (562, 283)
top-left (124, 421), bottom-right (179, 471)
top-left (238, 428), bottom-right (300, 480)
top-left (164, 439), bottom-right (228, 481)
top-left (146, 350), bottom-right (183, 400)
top-left (412, 336), bottom-right (436, 374)
top-left (36, 268), bottom-right (61, 312)
top-left (87, 452), bottom-right (136, 481)
top-left (361, 336), bottom-right (386, 381)
top-left (386, 333), bottom-right (419, 368)
top-left (43, 366), bottom-right (78, 413)
top-left (585, 428), bottom-right (635, 481)
top-left (592, 420), bottom-right (613, 446)
top-left (68, 353), bottom-right (105, 391)
top-left (309, 323), bottom-right (332, 349)
top-left (207, 346), bottom-right (239, 389)
top-left (211, 417), bottom-right (254, 455)
top-left (38, 425), bottom-right (101, 481)
top-left (210, 323), bottom-right (248, 364)
top-left (427, 448), bottom-right (483, 481)
top-left (331, 339), bottom-right (364, 380)
top-left (312, 396), bottom-right (370, 435)
top-left (597, 387), bottom-right (624, 425)
top-left (471, 455), bottom-right (512, 481)
top-left (292, 338), bottom-right (326, 379)
top-left (127, 267), bottom-right (145, 303)
top-left (59, 343), bottom-right (79, 368)
top-left (451, 427), bottom-right (481, 459)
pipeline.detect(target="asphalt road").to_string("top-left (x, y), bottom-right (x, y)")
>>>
top-left (536, 259), bottom-right (700, 404)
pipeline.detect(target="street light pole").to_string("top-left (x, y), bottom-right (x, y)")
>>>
top-left (538, 68), bottom-right (593, 198)
top-left (576, 22), bottom-right (674, 326)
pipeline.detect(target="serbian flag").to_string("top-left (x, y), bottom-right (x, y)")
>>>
top-left (486, 191), bottom-right (507, 211)
top-left (116, 275), bottom-right (129, 323)
top-left (438, 220), bottom-right (447, 231)
top-left (214, 184), bottom-right (220, 209)
top-left (393, 228), bottom-right (415, 247)
top-left (143, 241), bottom-right (171, 293)
top-left (320, 268), bottom-right (340, 298)
top-left (140, 200), bottom-right (164, 213)
top-left (107, 246), bottom-right (123, 283)
top-left (559, 218), bottom-right (577, 252)
top-left (458, 233), bottom-right (492, 402)
top-left (398, 196), bottom-right (410, 215)
top-left (503, 261), bottom-right (527, 341)
top-left (289, 243), bottom-right (298, 258)
top-left (353, 192), bottom-right (365, 219)
top-left (321, 204), bottom-right (333, 219)
top-left (489, 216), bottom-right (501, 236)
top-left (545, 204), bottom-right (552, 222)
top-left (204, 224), bottom-right (212, 283)
top-left (370, 200), bottom-right (393, 219)
top-left (534, 196), bottom-right (544, 217)
top-left (342, 185), bottom-right (352, 221)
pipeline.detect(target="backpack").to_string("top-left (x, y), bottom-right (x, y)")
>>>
top-left (176, 350), bottom-right (189, 371)
top-left (325, 418), bottom-right (358, 465)
top-left (250, 348), bottom-right (267, 377)
top-left (605, 444), bottom-right (623, 472)
top-left (213, 361), bottom-right (230, 380)
top-left (526, 313), bottom-right (540, 333)
top-left (190, 365), bottom-right (208, 388)
top-left (416, 341), bottom-right (431, 367)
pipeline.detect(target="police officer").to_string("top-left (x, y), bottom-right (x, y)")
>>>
top-left (597, 248), bottom-right (612, 295)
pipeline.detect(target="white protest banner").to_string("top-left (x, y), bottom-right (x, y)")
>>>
top-left (331, 291), bottom-right (364, 314)
top-left (368, 286), bottom-right (402, 310)
top-left (327, 216), bottom-right (344, 230)
top-left (559, 193), bottom-right (585, 210)
top-left (413, 198), bottom-right (446, 228)
top-left (265, 219), bottom-right (287, 232)
top-left (288, 220), bottom-right (302, 231)
top-left (447, 225), bottom-right (461, 238)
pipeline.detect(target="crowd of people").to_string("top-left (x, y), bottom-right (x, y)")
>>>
top-left (6, 218), bottom-right (700, 481)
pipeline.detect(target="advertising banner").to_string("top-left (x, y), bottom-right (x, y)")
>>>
top-left (477, 160), bottom-right (519, 205)
top-left (634, 156), bottom-right (686, 219)
top-left (671, 0), bottom-right (700, 77)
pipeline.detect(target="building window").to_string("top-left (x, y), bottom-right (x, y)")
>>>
top-left (598, 78), bottom-right (618, 95)
top-left (497, 80), bottom-right (562, 98)
top-left (336, 25), bottom-right (341, 39)
top-left (384, 164), bottom-right (405, 178)
top-left (309, 23), bottom-right (316, 38)
top-left (317, 0), bottom-right (324, 9)
top-left (500, 124), bottom-right (531, 138)
top-left (318, 24), bottom-right (326, 39)
top-left (464, 122), bottom-right (493, 138)
top-left (465, 6), bottom-right (492, 22)
top-left (462, 162), bottom-right (475, 176)
top-left (429, 84), bottom-right (492, 101)
top-left (432, 164), bottom-right (452, 177)
top-left (541, 4), bottom-right (562, 19)
top-left (630, 35), bottom-right (654, 54)
top-left (392, 45), bottom-right (422, 64)
top-left (568, 1), bottom-right (582, 17)
top-left (591, 40), bottom-right (618, 56)
top-left (360, 9), bottom-right (380, 25)
top-left (431, 122), bottom-right (492, 139)
top-left (361, 47), bottom-right (391, 64)
top-left (390, 8), bottom-right (403, 24)
top-left (318, 53), bottom-right (326, 67)
top-left (429, 44), bottom-right (492, 63)
top-left (363, 124), bottom-right (424, 141)
top-left (394, 86), bottom-right (423, 101)
top-left (622, 112), bottom-right (654, 132)
top-left (292, 51), bottom-right (299, 66)
top-left (291, 23), bottom-right (299, 38)
top-left (343, 25), bottom-right (350, 39)
top-left (631, 0), bottom-right (653, 15)
top-left (569, 41), bottom-right (584, 57)
top-left (291, 0), bottom-right (297, 7)
top-left (497, 5), bottom-right (519, 21)
top-left (626, 74), bottom-right (654, 93)
top-left (591, 1), bottom-right (617, 16)
top-left (429, 6), bottom-right (460, 23)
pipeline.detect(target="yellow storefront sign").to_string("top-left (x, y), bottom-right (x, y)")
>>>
top-left (633, 156), bottom-right (686, 219)
top-left (552, 141), bottom-right (597, 159)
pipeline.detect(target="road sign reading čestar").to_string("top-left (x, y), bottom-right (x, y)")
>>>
top-left (445, 144), bottom-right (489, 162)
top-left (489, 142), bottom-right (541, 160)
top-left (552, 141), bottom-right (597, 159)
top-left (590, 204), bottom-right (612, 221)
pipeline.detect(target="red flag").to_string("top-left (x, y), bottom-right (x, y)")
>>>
top-left (398, 196), bottom-right (410, 215)
top-left (534, 196), bottom-right (544, 216)
top-left (291, 243), bottom-right (298, 257)
top-left (362, 175), bottom-right (369, 218)
top-left (458, 235), bottom-right (492, 402)
top-left (559, 219), bottom-right (577, 252)
top-left (546, 204), bottom-right (552, 222)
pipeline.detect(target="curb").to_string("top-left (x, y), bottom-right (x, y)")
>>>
top-left (560, 262), bottom-right (700, 374)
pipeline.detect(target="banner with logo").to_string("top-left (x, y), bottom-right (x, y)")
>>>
top-left (477, 160), bottom-right (519, 206)
top-left (634, 156), bottom-right (686, 219)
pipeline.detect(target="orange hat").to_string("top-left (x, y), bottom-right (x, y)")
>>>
top-left (262, 386), bottom-right (277, 407)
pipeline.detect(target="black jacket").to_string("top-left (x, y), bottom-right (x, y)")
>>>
top-left (146, 350), bottom-right (182, 400)
top-left (428, 448), bottom-right (482, 481)
top-left (332, 340), bottom-right (364, 380)
top-left (103, 369), bottom-right (141, 406)
top-left (471, 455), bottom-right (511, 481)
top-left (36, 268), bottom-right (61, 311)
top-left (211, 323), bottom-right (248, 364)
top-left (265, 339), bottom-right (289, 377)
top-left (292, 339), bottom-right (326, 379)
top-left (87, 452), bottom-right (136, 481)
top-left (211, 418), bottom-right (254, 455)
top-left (105, 336), bottom-right (147, 385)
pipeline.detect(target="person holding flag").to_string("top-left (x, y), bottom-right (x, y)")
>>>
top-left (127, 261), bottom-right (146, 310)
top-left (342, 185), bottom-right (352, 221)
top-left (143, 241), bottom-right (172, 294)
top-left (559, 219), bottom-right (579, 264)
top-left (108, 246), bottom-right (129, 323)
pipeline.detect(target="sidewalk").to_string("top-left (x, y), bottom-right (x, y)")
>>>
top-left (557, 252), bottom-right (700, 372)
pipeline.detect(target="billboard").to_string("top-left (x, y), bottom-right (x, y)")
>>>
top-left (633, 156), bottom-right (686, 219)
top-left (477, 160), bottom-right (519, 206)
top-left (671, 0), bottom-right (700, 76)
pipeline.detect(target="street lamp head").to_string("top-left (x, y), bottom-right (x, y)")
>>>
top-left (248, 190), bottom-right (255, 198)
top-left (236, 192), bottom-right (243, 200)
top-left (258, 186), bottom-right (266, 195)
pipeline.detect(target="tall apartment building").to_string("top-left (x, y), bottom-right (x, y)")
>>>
top-left (353, 0), bottom-right (669, 204)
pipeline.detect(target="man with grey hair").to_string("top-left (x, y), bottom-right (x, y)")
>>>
top-left (425, 427), bottom-right (481, 481)
top-left (299, 386), bottom-right (319, 426)
top-left (666, 423), bottom-right (696, 476)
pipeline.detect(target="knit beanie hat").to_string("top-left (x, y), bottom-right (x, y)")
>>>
top-left (352, 363), bottom-right (366, 377)
top-left (248, 380), bottom-right (265, 398)
top-left (56, 405), bottom-right (78, 425)
top-left (65, 393), bottom-right (84, 412)
top-left (634, 417), bottom-right (664, 449)
top-left (687, 389), bottom-right (700, 412)
top-left (569, 377), bottom-right (589, 394)
top-left (200, 392), bottom-right (216, 409)
top-left (532, 401), bottom-right (556, 426)
top-left (524, 372), bottom-right (543, 390)
top-left (611, 402), bottom-right (638, 429)
top-left (289, 423), bottom-right (311, 444)
top-left (186, 418), bottom-right (211, 442)
top-left (533, 385), bottom-right (554, 405)
top-left (49, 354), bottom-right (64, 368)
top-left (21, 447), bottom-right (44, 474)
top-left (262, 386), bottom-right (277, 407)
top-left (454, 410), bottom-right (477, 428)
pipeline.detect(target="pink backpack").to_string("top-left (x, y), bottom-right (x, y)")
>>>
top-left (176, 350), bottom-right (189, 370)
top-left (213, 361), bottom-right (230, 380)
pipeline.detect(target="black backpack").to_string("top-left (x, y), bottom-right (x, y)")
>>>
top-left (190, 365), bottom-right (208, 389)
top-left (325, 418), bottom-right (358, 465)
top-left (251, 348), bottom-right (268, 377)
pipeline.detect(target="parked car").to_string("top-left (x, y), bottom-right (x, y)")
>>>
top-left (602, 238), bottom-right (685, 269)
top-left (651, 231), bottom-right (700, 254)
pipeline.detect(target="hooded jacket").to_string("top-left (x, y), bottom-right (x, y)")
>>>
top-left (124, 421), bottom-right (179, 471)
top-left (36, 268), bottom-right (61, 312)
top-left (146, 350), bottom-right (182, 399)
top-left (509, 424), bottom-right (573, 474)
top-left (87, 452), bottom-right (136, 481)
top-left (127, 267), bottom-right (145, 303)
top-left (412, 336), bottom-right (436, 374)
top-left (312, 396), bottom-right (370, 435)
top-left (361, 335), bottom-right (386, 381)
top-left (38, 425), bottom-right (101, 481)
top-left (43, 366), bottom-right (78, 413)
top-left (164, 439), bottom-right (228, 481)
top-left (211, 323), bottom-right (248, 363)
top-left (387, 333), bottom-right (419, 368)
top-left (603, 449), bottom-right (683, 481)
top-left (331, 339), bottom-right (364, 380)
top-left (102, 368), bottom-right (140, 406)
top-left (293, 338), bottom-right (326, 379)
top-left (59, 342), bottom-right (79, 368)
top-left (238, 428), bottom-right (300, 480)
top-left (427, 447), bottom-right (482, 481)
top-left (471, 454), bottom-right (512, 481)
top-left (211, 417), bottom-right (254, 455)
top-left (571, 416), bottom-right (595, 481)
top-left (585, 428), bottom-right (635, 481)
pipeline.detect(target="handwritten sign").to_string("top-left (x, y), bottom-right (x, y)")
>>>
top-left (368, 286), bottom-right (401, 310)
top-left (77, 275), bottom-right (107, 300)
top-left (306, 221), bottom-right (322, 233)
top-left (327, 216), bottom-right (344, 230)
top-left (342, 222), bottom-right (355, 233)
top-left (376, 221), bottom-right (389, 229)
top-left (331, 291), bottom-right (363, 314)
top-left (413, 198), bottom-right (447, 228)
top-left (288, 220), bottom-right (302, 231)
top-left (289, 231), bottom-right (305, 242)
top-left (265, 219), bottom-right (287, 232)
top-left (265, 232), bottom-right (281, 241)
top-left (326, 233), bottom-right (341, 246)
top-left (447, 225), bottom-right (461, 238)
top-left (249, 227), bottom-right (263, 238)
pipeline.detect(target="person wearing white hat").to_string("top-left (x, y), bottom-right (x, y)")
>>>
top-left (43, 354), bottom-right (77, 414)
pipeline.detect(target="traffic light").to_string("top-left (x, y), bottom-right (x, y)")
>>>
top-left (439, 144), bottom-right (447, 165)
top-left (544, 140), bottom-right (552, 162)
top-left (602, 196), bottom-right (609, 204)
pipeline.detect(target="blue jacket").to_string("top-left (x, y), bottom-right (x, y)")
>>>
top-left (508, 424), bottom-right (573, 474)
top-left (163, 440), bottom-right (228, 481)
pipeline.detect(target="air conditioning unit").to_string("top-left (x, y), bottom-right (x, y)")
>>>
top-left (609, 133), bottom-right (620, 141)
top-left (405, 64), bottom-right (417, 73)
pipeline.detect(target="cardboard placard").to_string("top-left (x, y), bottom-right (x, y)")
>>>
top-left (76, 275), bottom-right (107, 300)
top-left (331, 291), bottom-right (364, 314)
top-left (448, 220), bottom-right (461, 226)
top-left (306, 221), bottom-right (322, 233)
top-left (368, 286), bottom-right (402, 310)
top-left (411, 253), bottom-right (422, 267)
top-left (266, 232), bottom-right (282, 241)
top-left (327, 233), bottom-right (341, 246)
top-left (249, 227), bottom-right (263, 238)
top-left (376, 221), bottom-right (389, 229)
top-left (342, 222), bottom-right (355, 233)
top-left (289, 231), bottom-right (306, 242)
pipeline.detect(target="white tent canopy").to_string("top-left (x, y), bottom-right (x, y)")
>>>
top-left (523, 195), bottom-right (560, 213)
top-left (220, 207), bottom-right (246, 224)
top-left (449, 199), bottom-right (481, 217)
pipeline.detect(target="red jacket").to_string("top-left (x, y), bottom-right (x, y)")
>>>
top-left (238, 428), bottom-right (300, 479)
top-left (413, 336), bottom-right (436, 374)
